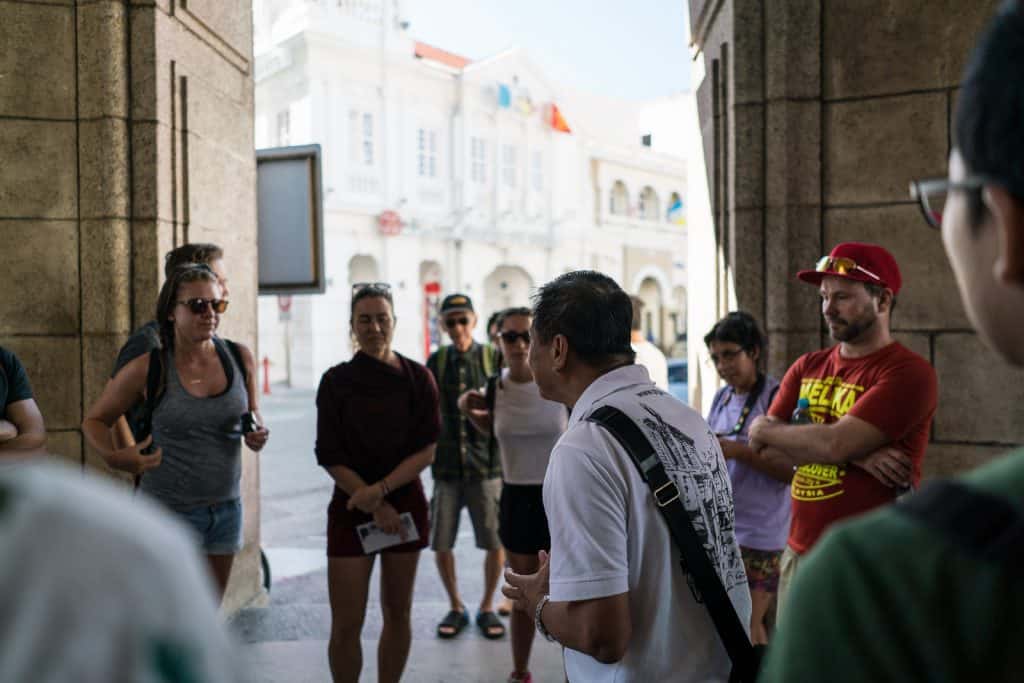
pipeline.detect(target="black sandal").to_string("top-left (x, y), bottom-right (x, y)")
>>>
top-left (437, 608), bottom-right (469, 639)
top-left (476, 610), bottom-right (506, 639)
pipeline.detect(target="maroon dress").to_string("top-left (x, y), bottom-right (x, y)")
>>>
top-left (315, 351), bottom-right (440, 557)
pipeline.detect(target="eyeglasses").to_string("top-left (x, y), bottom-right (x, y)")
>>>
top-left (177, 298), bottom-right (229, 314)
top-left (909, 176), bottom-right (989, 230)
top-left (445, 316), bottom-right (470, 328)
top-left (352, 282), bottom-right (391, 295)
top-left (499, 330), bottom-right (530, 345)
top-left (814, 256), bottom-right (881, 282)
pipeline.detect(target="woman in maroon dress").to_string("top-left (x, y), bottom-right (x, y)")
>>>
top-left (315, 283), bottom-right (440, 683)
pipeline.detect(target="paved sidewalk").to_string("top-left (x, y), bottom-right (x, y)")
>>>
top-left (231, 386), bottom-right (567, 681)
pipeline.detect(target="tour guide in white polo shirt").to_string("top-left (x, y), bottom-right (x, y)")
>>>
top-left (503, 271), bottom-right (751, 683)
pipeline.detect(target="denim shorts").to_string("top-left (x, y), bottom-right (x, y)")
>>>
top-left (177, 498), bottom-right (243, 555)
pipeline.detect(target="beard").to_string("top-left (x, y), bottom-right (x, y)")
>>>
top-left (827, 310), bottom-right (877, 342)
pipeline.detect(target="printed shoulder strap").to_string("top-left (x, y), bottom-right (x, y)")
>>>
top-left (586, 404), bottom-right (761, 683)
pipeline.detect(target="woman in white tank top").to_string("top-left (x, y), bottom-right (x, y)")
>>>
top-left (458, 307), bottom-right (567, 683)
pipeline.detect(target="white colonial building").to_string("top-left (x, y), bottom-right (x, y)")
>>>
top-left (254, 0), bottom-right (689, 388)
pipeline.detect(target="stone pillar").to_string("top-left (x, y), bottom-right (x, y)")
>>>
top-left (0, 0), bottom-right (261, 613)
top-left (689, 0), bottom-right (1022, 475)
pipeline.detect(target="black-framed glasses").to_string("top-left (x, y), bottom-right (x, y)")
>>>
top-left (352, 281), bottom-right (391, 295)
top-left (909, 177), bottom-right (988, 230)
top-left (499, 330), bottom-right (530, 345)
top-left (445, 316), bottom-right (470, 328)
top-left (177, 298), bottom-right (229, 314)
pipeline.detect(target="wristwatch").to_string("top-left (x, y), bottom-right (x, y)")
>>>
top-left (535, 594), bottom-right (557, 643)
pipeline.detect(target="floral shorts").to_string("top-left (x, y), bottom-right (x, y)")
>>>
top-left (741, 546), bottom-right (782, 593)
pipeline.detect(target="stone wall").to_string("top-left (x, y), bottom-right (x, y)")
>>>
top-left (689, 0), bottom-right (1022, 475)
top-left (0, 0), bottom-right (260, 613)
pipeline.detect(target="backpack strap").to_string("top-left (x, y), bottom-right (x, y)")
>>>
top-left (587, 405), bottom-right (761, 682)
top-left (897, 479), bottom-right (1024, 566)
top-left (481, 343), bottom-right (495, 377)
top-left (218, 338), bottom-right (252, 409)
top-left (138, 348), bottom-right (164, 443)
top-left (437, 345), bottom-right (449, 389)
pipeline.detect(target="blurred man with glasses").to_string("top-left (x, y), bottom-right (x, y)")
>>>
top-left (762, 3), bottom-right (1024, 679)
top-left (425, 294), bottom-right (506, 640)
top-left (747, 241), bottom-right (938, 618)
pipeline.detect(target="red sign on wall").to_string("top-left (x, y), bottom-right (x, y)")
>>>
top-left (378, 210), bottom-right (403, 236)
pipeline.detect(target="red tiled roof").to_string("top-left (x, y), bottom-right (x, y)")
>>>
top-left (414, 41), bottom-right (471, 69)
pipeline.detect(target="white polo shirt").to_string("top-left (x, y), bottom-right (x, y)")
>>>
top-left (544, 364), bottom-right (751, 683)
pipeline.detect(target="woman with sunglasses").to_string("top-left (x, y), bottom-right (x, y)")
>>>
top-left (703, 311), bottom-right (790, 645)
top-left (83, 264), bottom-right (269, 597)
top-left (315, 283), bottom-right (440, 683)
top-left (458, 307), bottom-right (567, 683)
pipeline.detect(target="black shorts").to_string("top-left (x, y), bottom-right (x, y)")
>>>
top-left (499, 483), bottom-right (550, 555)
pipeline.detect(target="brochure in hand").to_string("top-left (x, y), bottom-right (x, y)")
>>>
top-left (356, 512), bottom-right (419, 554)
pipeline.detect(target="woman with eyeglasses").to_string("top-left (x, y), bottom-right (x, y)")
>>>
top-left (458, 307), bottom-right (567, 683)
top-left (703, 311), bottom-right (790, 645)
top-left (83, 264), bottom-right (269, 597)
top-left (315, 283), bottom-right (440, 683)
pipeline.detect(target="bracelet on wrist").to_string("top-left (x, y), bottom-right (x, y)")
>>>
top-left (535, 594), bottom-right (557, 643)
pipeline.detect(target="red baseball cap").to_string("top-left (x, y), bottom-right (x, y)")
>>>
top-left (796, 242), bottom-right (902, 295)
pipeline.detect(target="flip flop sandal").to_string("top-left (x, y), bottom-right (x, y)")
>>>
top-left (476, 610), bottom-right (506, 639)
top-left (437, 608), bottom-right (469, 639)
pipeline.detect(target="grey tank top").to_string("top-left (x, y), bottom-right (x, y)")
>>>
top-left (141, 345), bottom-right (248, 510)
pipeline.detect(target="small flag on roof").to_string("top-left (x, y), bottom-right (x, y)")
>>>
top-left (498, 83), bottom-right (512, 108)
top-left (548, 103), bottom-right (571, 133)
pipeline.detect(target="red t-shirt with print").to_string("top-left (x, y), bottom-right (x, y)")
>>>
top-left (768, 342), bottom-right (937, 554)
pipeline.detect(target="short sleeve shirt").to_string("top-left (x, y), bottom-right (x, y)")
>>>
top-left (544, 364), bottom-right (750, 682)
top-left (0, 346), bottom-right (34, 419)
top-left (426, 343), bottom-right (501, 482)
top-left (111, 320), bottom-right (161, 377)
top-left (766, 342), bottom-right (938, 554)
top-left (707, 376), bottom-right (790, 551)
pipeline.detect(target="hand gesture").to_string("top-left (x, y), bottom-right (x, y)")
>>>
top-left (347, 482), bottom-right (385, 514)
top-left (854, 446), bottom-right (912, 489)
top-left (373, 502), bottom-right (405, 539)
top-left (109, 435), bottom-right (163, 475)
top-left (244, 424), bottom-right (270, 452)
top-left (503, 549), bottom-right (551, 616)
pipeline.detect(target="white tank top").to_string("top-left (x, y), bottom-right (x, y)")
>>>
top-left (492, 369), bottom-right (567, 485)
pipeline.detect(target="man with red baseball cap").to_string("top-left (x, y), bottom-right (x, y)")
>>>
top-left (747, 241), bottom-right (937, 617)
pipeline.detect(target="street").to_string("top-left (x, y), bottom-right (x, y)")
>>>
top-left (232, 386), bottom-right (566, 682)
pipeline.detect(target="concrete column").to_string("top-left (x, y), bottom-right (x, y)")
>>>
top-left (0, 0), bottom-right (261, 613)
top-left (689, 0), bottom-right (1021, 476)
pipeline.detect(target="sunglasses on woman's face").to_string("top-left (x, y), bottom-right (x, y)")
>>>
top-left (499, 330), bottom-right (530, 345)
top-left (445, 316), bottom-right (470, 328)
top-left (177, 298), bottom-right (229, 314)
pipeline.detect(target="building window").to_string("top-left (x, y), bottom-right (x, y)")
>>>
top-left (639, 186), bottom-right (659, 220)
top-left (531, 151), bottom-right (543, 191)
top-left (471, 137), bottom-right (486, 184)
top-left (362, 112), bottom-right (374, 166)
top-left (276, 109), bottom-right (290, 147)
top-left (418, 128), bottom-right (438, 178)
top-left (610, 180), bottom-right (629, 216)
top-left (502, 145), bottom-right (517, 188)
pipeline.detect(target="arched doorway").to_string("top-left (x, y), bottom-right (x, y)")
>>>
top-left (637, 277), bottom-right (665, 349)
top-left (348, 254), bottom-right (380, 286)
top-left (483, 265), bottom-right (533, 334)
top-left (420, 260), bottom-right (443, 359)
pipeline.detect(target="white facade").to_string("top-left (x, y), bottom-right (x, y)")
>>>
top-left (254, 0), bottom-right (690, 388)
